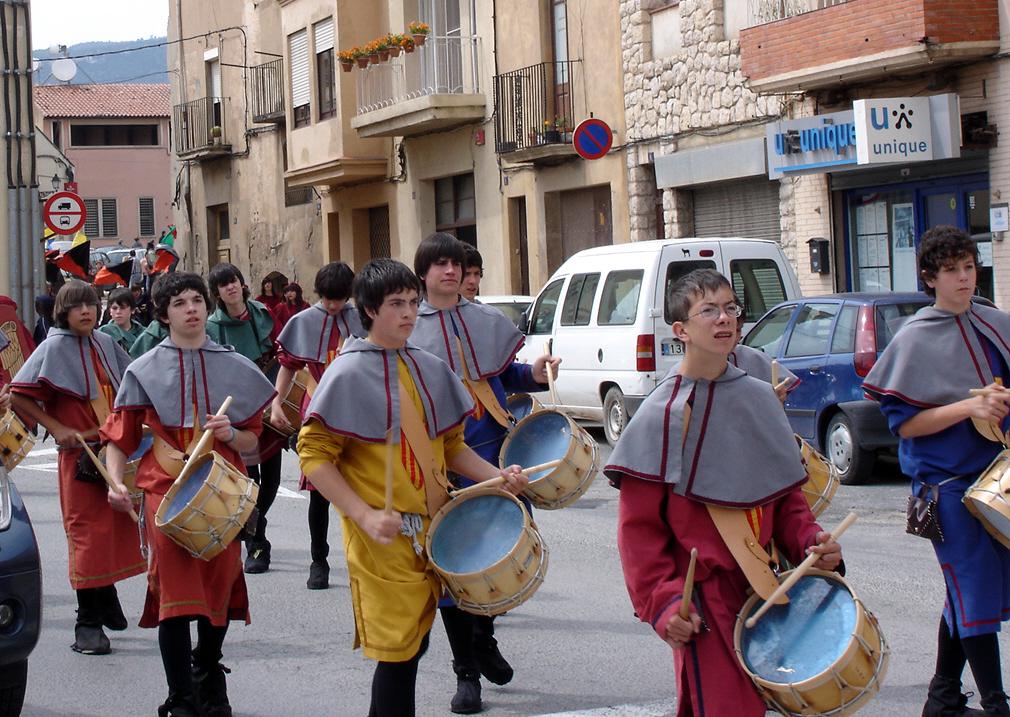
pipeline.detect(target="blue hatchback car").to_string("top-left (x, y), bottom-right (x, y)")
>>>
top-left (743, 292), bottom-right (931, 485)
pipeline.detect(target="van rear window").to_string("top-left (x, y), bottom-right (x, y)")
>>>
top-left (730, 259), bottom-right (787, 323)
top-left (663, 260), bottom-right (718, 324)
top-left (598, 270), bottom-right (644, 326)
top-left (561, 273), bottom-right (601, 326)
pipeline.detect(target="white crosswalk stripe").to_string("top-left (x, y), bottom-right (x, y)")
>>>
top-left (533, 702), bottom-right (675, 717)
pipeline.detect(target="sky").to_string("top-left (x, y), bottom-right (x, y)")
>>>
top-left (30, 0), bottom-right (169, 52)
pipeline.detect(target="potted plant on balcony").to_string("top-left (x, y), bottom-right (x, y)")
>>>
top-left (366, 40), bottom-right (382, 65)
top-left (351, 47), bottom-right (369, 69)
top-left (338, 49), bottom-right (355, 72)
top-left (408, 21), bottom-right (430, 46)
top-left (210, 125), bottom-right (222, 146)
top-left (401, 35), bottom-right (416, 53)
top-left (387, 34), bottom-right (404, 58)
top-left (542, 119), bottom-right (561, 144)
top-left (378, 38), bottom-right (391, 63)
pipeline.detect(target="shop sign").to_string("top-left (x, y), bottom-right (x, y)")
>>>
top-left (766, 110), bottom-right (858, 180)
top-left (853, 97), bottom-right (933, 164)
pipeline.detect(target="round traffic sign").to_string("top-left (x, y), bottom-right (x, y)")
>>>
top-left (573, 118), bottom-right (614, 160)
top-left (43, 191), bottom-right (87, 236)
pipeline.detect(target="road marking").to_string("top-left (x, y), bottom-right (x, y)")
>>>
top-left (533, 702), bottom-right (674, 717)
top-left (277, 486), bottom-right (307, 500)
top-left (29, 447), bottom-right (59, 457)
top-left (18, 463), bottom-right (58, 472)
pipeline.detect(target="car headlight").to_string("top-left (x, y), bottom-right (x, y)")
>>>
top-left (0, 466), bottom-right (12, 531)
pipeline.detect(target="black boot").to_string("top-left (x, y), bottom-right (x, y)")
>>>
top-left (157, 692), bottom-right (200, 717)
top-left (922, 676), bottom-right (985, 717)
top-left (193, 661), bottom-right (233, 717)
top-left (306, 560), bottom-right (329, 590)
top-left (101, 585), bottom-right (129, 631)
top-left (981, 691), bottom-right (1010, 716)
top-left (244, 539), bottom-right (271, 574)
top-left (72, 588), bottom-right (111, 655)
top-left (450, 662), bottom-right (482, 715)
top-left (473, 615), bottom-right (513, 686)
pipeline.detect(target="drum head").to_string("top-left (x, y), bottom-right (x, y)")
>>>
top-left (502, 411), bottom-right (570, 483)
top-left (129, 433), bottom-right (155, 462)
top-left (163, 459), bottom-right (215, 522)
top-left (740, 575), bottom-right (857, 684)
top-left (430, 494), bottom-right (524, 574)
top-left (507, 394), bottom-right (535, 422)
top-left (968, 496), bottom-right (1010, 542)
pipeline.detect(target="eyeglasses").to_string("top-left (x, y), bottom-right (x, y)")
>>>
top-left (686, 303), bottom-right (744, 322)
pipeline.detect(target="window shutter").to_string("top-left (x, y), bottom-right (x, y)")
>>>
top-left (289, 29), bottom-right (310, 108)
top-left (313, 18), bottom-right (334, 53)
top-left (139, 197), bottom-right (155, 236)
top-left (101, 198), bottom-right (118, 237)
top-left (83, 198), bottom-right (99, 237)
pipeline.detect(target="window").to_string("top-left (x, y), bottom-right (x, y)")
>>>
top-left (52, 121), bottom-right (61, 149)
top-left (314, 18), bottom-right (336, 119)
top-left (435, 173), bottom-right (477, 245)
top-left (83, 198), bottom-right (98, 237)
top-left (744, 305), bottom-right (795, 357)
top-left (138, 197), bottom-right (155, 236)
top-left (876, 301), bottom-right (926, 350)
top-left (651, 3), bottom-right (682, 57)
top-left (83, 198), bottom-right (118, 238)
top-left (101, 198), bottom-right (118, 237)
top-left (560, 273), bottom-right (600, 326)
top-left (730, 259), bottom-right (787, 323)
top-left (830, 305), bottom-right (858, 354)
top-left (528, 279), bottom-right (565, 335)
top-left (784, 303), bottom-right (839, 358)
top-left (70, 123), bottom-right (159, 146)
top-left (663, 259), bottom-right (717, 324)
top-left (368, 205), bottom-right (391, 259)
top-left (598, 270), bottom-right (644, 326)
top-left (289, 29), bottom-right (311, 128)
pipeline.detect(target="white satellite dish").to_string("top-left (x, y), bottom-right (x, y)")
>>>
top-left (47, 44), bottom-right (60, 55)
top-left (31, 58), bottom-right (40, 73)
top-left (51, 57), bottom-right (77, 82)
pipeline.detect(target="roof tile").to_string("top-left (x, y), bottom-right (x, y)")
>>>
top-left (34, 84), bottom-right (170, 119)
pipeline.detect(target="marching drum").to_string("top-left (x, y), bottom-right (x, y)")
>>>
top-left (506, 393), bottom-right (543, 423)
top-left (155, 451), bottom-right (259, 561)
top-left (427, 486), bottom-right (548, 616)
top-left (734, 569), bottom-right (889, 717)
top-left (965, 449), bottom-right (1010, 550)
top-left (99, 429), bottom-right (154, 502)
top-left (264, 369), bottom-right (310, 438)
top-left (499, 410), bottom-right (599, 510)
top-left (0, 411), bottom-right (34, 472)
top-left (797, 436), bottom-right (840, 518)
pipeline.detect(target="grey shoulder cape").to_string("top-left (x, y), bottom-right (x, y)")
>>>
top-left (604, 363), bottom-right (806, 507)
top-left (12, 328), bottom-right (131, 400)
top-left (412, 298), bottom-right (524, 380)
top-left (276, 303), bottom-right (363, 364)
top-left (114, 337), bottom-right (276, 429)
top-left (729, 343), bottom-right (798, 387)
top-left (863, 302), bottom-right (1010, 407)
top-left (304, 337), bottom-right (474, 443)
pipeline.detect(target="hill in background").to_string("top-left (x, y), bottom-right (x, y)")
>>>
top-left (34, 37), bottom-right (168, 85)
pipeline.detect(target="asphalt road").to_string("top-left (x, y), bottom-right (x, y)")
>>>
top-left (10, 434), bottom-right (1009, 717)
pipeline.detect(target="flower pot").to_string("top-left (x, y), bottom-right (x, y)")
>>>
top-left (543, 130), bottom-right (561, 143)
top-left (412, 33), bottom-right (427, 46)
top-left (340, 61), bottom-right (354, 72)
top-left (389, 46), bottom-right (401, 58)
top-left (379, 50), bottom-right (390, 62)
top-left (356, 57), bottom-right (370, 69)
top-left (404, 44), bottom-right (415, 53)
top-left (369, 53), bottom-right (380, 65)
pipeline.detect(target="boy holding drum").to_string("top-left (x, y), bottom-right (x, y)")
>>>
top-left (864, 226), bottom-right (1010, 716)
top-left (102, 272), bottom-right (275, 717)
top-left (609, 268), bottom-right (842, 717)
top-left (297, 258), bottom-right (527, 717)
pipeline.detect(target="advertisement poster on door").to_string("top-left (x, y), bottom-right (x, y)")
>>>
top-left (891, 203), bottom-right (917, 291)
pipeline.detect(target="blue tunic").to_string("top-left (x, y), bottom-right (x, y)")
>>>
top-left (878, 331), bottom-right (1010, 637)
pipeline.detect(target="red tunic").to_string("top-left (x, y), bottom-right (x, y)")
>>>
top-left (101, 409), bottom-right (262, 627)
top-left (270, 300), bottom-right (309, 331)
top-left (617, 479), bottom-right (821, 717)
top-left (12, 364), bottom-right (145, 590)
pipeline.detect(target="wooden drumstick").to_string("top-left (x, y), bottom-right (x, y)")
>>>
top-left (745, 511), bottom-right (856, 629)
top-left (543, 342), bottom-right (559, 408)
top-left (679, 548), bottom-right (699, 620)
top-left (384, 429), bottom-right (395, 515)
top-left (771, 360), bottom-right (780, 387)
top-left (449, 459), bottom-right (563, 496)
top-left (75, 433), bottom-right (139, 523)
top-left (177, 396), bottom-right (233, 485)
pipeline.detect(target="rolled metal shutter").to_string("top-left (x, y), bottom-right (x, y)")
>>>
top-left (693, 178), bottom-right (781, 242)
top-left (289, 29), bottom-right (310, 109)
top-left (313, 18), bottom-right (334, 52)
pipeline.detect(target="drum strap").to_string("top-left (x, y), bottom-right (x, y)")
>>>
top-left (301, 368), bottom-right (318, 400)
top-left (152, 434), bottom-right (201, 480)
top-left (397, 382), bottom-right (451, 518)
top-left (705, 504), bottom-right (787, 604)
top-left (454, 337), bottom-right (514, 429)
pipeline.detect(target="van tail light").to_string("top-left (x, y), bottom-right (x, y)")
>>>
top-left (636, 334), bottom-right (656, 372)
top-left (854, 305), bottom-right (877, 378)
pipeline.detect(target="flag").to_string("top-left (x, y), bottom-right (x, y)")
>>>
top-left (55, 239), bottom-right (90, 279)
top-left (71, 231), bottom-right (88, 248)
top-left (152, 243), bottom-right (179, 274)
top-left (163, 225), bottom-right (176, 247)
top-left (94, 258), bottom-right (133, 287)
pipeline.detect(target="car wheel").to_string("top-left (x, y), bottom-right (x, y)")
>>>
top-left (603, 387), bottom-right (627, 447)
top-left (0, 659), bottom-right (27, 717)
top-left (825, 412), bottom-right (874, 486)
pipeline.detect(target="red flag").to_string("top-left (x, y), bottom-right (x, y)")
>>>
top-left (94, 258), bottom-right (133, 287)
top-left (55, 240), bottom-right (91, 279)
top-left (152, 243), bottom-right (179, 274)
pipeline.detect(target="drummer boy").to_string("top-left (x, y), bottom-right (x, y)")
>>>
top-left (297, 258), bottom-right (528, 717)
top-left (607, 268), bottom-right (841, 717)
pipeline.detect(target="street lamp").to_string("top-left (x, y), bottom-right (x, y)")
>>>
top-left (50, 174), bottom-right (60, 191)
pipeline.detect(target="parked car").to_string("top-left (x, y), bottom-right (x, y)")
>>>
top-left (0, 467), bottom-right (42, 717)
top-left (517, 238), bottom-right (802, 444)
top-left (479, 295), bottom-right (533, 330)
top-left (743, 292), bottom-right (932, 485)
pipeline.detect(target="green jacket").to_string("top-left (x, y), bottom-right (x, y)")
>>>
top-left (99, 320), bottom-right (146, 353)
top-left (128, 320), bottom-right (170, 359)
top-left (206, 300), bottom-right (274, 362)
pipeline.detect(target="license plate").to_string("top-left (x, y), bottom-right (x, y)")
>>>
top-left (661, 338), bottom-right (685, 356)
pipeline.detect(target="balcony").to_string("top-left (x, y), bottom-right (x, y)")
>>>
top-left (251, 59), bottom-right (285, 124)
top-left (493, 61), bottom-right (580, 165)
top-left (350, 36), bottom-right (486, 139)
top-left (740, 0), bottom-right (1000, 92)
top-left (172, 97), bottom-right (231, 160)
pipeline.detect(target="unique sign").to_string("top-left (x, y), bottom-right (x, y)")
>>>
top-left (43, 191), bottom-right (87, 236)
top-left (766, 110), bottom-right (858, 180)
top-left (853, 97), bottom-right (933, 165)
top-left (573, 118), bottom-right (613, 160)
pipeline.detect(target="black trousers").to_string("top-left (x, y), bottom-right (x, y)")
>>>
top-left (935, 613), bottom-right (1004, 697)
top-left (246, 450), bottom-right (282, 544)
top-left (308, 489), bottom-right (330, 563)
top-left (158, 616), bottom-right (228, 697)
top-left (367, 633), bottom-right (430, 717)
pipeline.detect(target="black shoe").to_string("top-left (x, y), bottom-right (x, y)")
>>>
top-left (306, 561), bottom-right (330, 590)
top-left (981, 691), bottom-right (1010, 716)
top-left (102, 586), bottom-right (129, 631)
top-left (474, 635), bottom-right (513, 686)
top-left (922, 676), bottom-right (985, 716)
top-left (244, 542), bottom-right (271, 574)
top-left (194, 662), bottom-right (233, 717)
top-left (71, 623), bottom-right (111, 655)
top-left (450, 665), bottom-right (482, 714)
top-left (157, 693), bottom-right (200, 717)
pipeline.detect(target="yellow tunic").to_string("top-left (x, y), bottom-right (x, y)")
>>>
top-left (298, 359), bottom-right (467, 661)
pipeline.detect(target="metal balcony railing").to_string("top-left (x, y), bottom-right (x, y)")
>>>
top-left (251, 59), bottom-right (285, 123)
top-left (355, 35), bottom-right (483, 115)
top-left (746, 0), bottom-right (848, 27)
top-left (493, 60), bottom-right (579, 154)
top-left (172, 97), bottom-right (228, 155)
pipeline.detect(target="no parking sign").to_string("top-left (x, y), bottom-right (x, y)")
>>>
top-left (573, 118), bottom-right (614, 160)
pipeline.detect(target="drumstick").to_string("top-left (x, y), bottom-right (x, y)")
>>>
top-left (679, 548), bottom-right (699, 620)
top-left (543, 342), bottom-right (559, 408)
top-left (384, 429), bottom-right (395, 515)
top-left (745, 511), bottom-right (856, 629)
top-left (74, 433), bottom-right (139, 523)
top-left (771, 360), bottom-right (780, 387)
top-left (449, 459), bottom-right (563, 496)
top-left (177, 396), bottom-right (233, 485)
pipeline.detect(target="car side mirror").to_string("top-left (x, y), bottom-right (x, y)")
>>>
top-left (518, 308), bottom-right (530, 334)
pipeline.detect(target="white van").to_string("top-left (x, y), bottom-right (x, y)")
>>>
top-left (516, 238), bottom-right (802, 444)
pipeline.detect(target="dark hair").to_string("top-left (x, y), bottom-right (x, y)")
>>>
top-left (54, 280), bottom-right (100, 329)
top-left (413, 232), bottom-right (466, 285)
top-left (353, 259), bottom-right (421, 332)
top-left (151, 272), bottom-right (212, 323)
top-left (283, 282), bottom-right (304, 304)
top-left (667, 268), bottom-right (733, 323)
top-left (108, 287), bottom-right (136, 309)
top-left (208, 262), bottom-right (249, 310)
top-left (314, 262), bottom-right (355, 300)
top-left (261, 277), bottom-right (273, 293)
top-left (918, 225), bottom-right (978, 297)
top-left (463, 245), bottom-right (483, 272)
